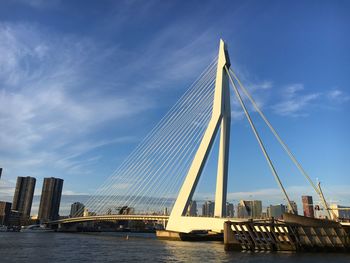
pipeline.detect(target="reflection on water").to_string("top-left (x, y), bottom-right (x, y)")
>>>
top-left (0, 232), bottom-right (349, 262)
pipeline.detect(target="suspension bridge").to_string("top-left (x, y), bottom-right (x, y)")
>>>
top-left (51, 40), bottom-right (345, 237)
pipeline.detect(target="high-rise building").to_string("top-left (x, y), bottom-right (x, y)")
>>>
top-left (12, 176), bottom-right (36, 218)
top-left (288, 201), bottom-right (298, 215)
top-left (202, 201), bottom-right (215, 217)
top-left (70, 202), bottom-right (85, 217)
top-left (186, 200), bottom-right (197, 216)
top-left (226, 202), bottom-right (234, 217)
top-left (261, 211), bottom-right (268, 219)
top-left (0, 168), bottom-right (2, 180)
top-left (237, 201), bottom-right (249, 218)
top-left (302, 195), bottom-right (314, 218)
top-left (237, 200), bottom-right (262, 218)
top-left (38, 177), bottom-right (64, 221)
top-left (330, 204), bottom-right (350, 219)
top-left (0, 201), bottom-right (11, 225)
top-left (267, 204), bottom-right (286, 219)
top-left (8, 210), bottom-right (21, 226)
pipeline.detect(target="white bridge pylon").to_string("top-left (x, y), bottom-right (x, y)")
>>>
top-left (166, 39), bottom-right (235, 233)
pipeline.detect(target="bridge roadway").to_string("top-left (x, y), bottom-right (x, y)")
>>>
top-left (49, 214), bottom-right (249, 233)
top-left (49, 214), bottom-right (350, 233)
top-left (50, 214), bottom-right (247, 225)
top-left (49, 214), bottom-right (170, 225)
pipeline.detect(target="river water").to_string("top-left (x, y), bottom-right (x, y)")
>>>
top-left (0, 232), bottom-right (349, 262)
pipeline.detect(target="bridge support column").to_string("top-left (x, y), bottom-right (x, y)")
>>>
top-left (214, 66), bottom-right (231, 217)
top-left (166, 39), bottom-right (231, 233)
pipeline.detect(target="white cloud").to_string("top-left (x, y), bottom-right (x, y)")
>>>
top-left (327, 89), bottom-right (350, 104)
top-left (0, 19), bottom-right (225, 188)
top-left (61, 190), bottom-right (88, 195)
top-left (231, 109), bottom-right (245, 120)
top-left (248, 81), bottom-right (273, 91)
top-left (0, 22), bottom-right (155, 182)
top-left (0, 178), bottom-right (16, 196)
top-left (230, 80), bottom-right (273, 121)
top-left (272, 84), bottom-right (321, 117)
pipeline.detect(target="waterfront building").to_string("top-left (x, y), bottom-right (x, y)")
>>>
top-left (202, 201), bottom-right (215, 217)
top-left (226, 202), bottom-right (234, 217)
top-left (267, 204), bottom-right (286, 219)
top-left (330, 204), bottom-right (350, 219)
top-left (12, 176), bottom-right (36, 219)
top-left (8, 210), bottom-right (21, 226)
top-left (0, 201), bottom-right (11, 225)
top-left (237, 200), bottom-right (262, 218)
top-left (70, 202), bottom-right (85, 217)
top-left (83, 208), bottom-right (89, 217)
top-left (38, 177), bottom-right (64, 221)
top-left (186, 200), bottom-right (197, 216)
top-left (83, 208), bottom-right (97, 217)
top-left (237, 201), bottom-right (249, 218)
top-left (117, 206), bottom-right (134, 215)
top-left (261, 211), bottom-right (268, 219)
top-left (302, 195), bottom-right (314, 218)
top-left (288, 201), bottom-right (298, 215)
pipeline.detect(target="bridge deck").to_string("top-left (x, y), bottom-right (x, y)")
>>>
top-left (50, 214), bottom-right (170, 224)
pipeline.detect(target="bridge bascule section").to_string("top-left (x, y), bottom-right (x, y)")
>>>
top-left (54, 40), bottom-right (336, 233)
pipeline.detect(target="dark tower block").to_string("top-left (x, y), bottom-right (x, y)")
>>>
top-left (38, 177), bottom-right (64, 221)
top-left (0, 201), bottom-right (11, 225)
top-left (12, 177), bottom-right (36, 219)
top-left (302, 195), bottom-right (314, 218)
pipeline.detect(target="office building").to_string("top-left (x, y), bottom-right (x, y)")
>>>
top-left (288, 201), bottom-right (298, 215)
top-left (237, 201), bottom-right (249, 218)
top-left (0, 168), bottom-right (2, 180)
top-left (12, 176), bottom-right (36, 218)
top-left (237, 200), bottom-right (262, 218)
top-left (38, 177), bottom-right (64, 221)
top-left (226, 202), bottom-right (234, 217)
top-left (8, 210), bottom-right (21, 226)
top-left (0, 201), bottom-right (11, 225)
top-left (83, 208), bottom-right (97, 217)
top-left (186, 200), bottom-right (197, 216)
top-left (330, 204), bottom-right (350, 219)
top-left (70, 202), bottom-right (85, 217)
top-left (261, 211), bottom-right (268, 219)
top-left (202, 201), bottom-right (215, 217)
top-left (302, 195), bottom-right (314, 218)
top-left (267, 204), bottom-right (286, 219)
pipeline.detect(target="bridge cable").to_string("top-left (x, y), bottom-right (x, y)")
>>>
top-left (140, 89), bottom-right (214, 212)
top-left (82, 58), bottom-right (216, 213)
top-left (83, 59), bottom-right (217, 215)
top-left (98, 66), bottom-right (216, 214)
top-left (119, 85), bottom-right (214, 212)
top-left (225, 66), bottom-right (295, 214)
top-left (228, 68), bottom-right (333, 219)
top-left (95, 85), bottom-right (212, 214)
top-left (82, 57), bottom-right (217, 214)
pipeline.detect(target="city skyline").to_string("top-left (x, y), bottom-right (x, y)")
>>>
top-left (0, 1), bottom-right (349, 213)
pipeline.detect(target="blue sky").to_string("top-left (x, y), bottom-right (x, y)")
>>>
top-left (0, 0), bottom-right (349, 214)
